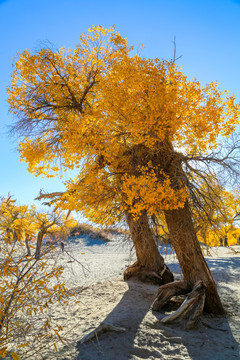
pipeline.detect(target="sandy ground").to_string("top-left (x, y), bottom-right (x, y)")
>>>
top-left (16, 237), bottom-right (240, 360)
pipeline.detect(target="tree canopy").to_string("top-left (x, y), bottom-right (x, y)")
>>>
top-left (8, 25), bottom-right (240, 225)
top-left (8, 24), bottom-right (240, 326)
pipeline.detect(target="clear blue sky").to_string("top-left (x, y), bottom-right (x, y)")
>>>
top-left (0, 0), bottom-right (240, 208)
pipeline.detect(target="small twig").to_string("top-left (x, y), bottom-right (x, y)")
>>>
top-left (64, 249), bottom-right (90, 276)
top-left (172, 36), bottom-right (183, 62)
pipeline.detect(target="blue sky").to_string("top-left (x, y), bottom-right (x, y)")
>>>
top-left (0, 0), bottom-right (240, 208)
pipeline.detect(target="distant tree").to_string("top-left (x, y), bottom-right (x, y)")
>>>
top-left (8, 26), bottom-right (240, 327)
top-left (33, 210), bottom-right (61, 260)
top-left (0, 196), bottom-right (77, 259)
top-left (0, 196), bottom-right (36, 255)
top-left (34, 208), bottom-right (78, 259)
top-left (190, 180), bottom-right (240, 246)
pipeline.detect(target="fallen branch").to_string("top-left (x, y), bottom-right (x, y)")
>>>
top-left (80, 323), bottom-right (126, 344)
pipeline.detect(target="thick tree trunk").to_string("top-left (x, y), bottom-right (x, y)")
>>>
top-left (164, 202), bottom-right (224, 314)
top-left (151, 141), bottom-right (224, 326)
top-left (124, 211), bottom-right (174, 285)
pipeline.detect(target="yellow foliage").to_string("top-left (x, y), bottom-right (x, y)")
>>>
top-left (7, 26), bottom-right (240, 224)
top-left (194, 184), bottom-right (240, 247)
top-left (0, 347), bottom-right (7, 358)
top-left (0, 197), bottom-right (71, 358)
top-left (199, 228), bottom-right (239, 247)
top-left (11, 353), bottom-right (21, 360)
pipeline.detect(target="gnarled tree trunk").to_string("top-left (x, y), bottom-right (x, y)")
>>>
top-left (164, 201), bottom-right (224, 314)
top-left (124, 210), bottom-right (174, 285)
top-left (152, 151), bottom-right (225, 327)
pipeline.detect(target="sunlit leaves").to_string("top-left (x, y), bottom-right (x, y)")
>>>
top-left (8, 26), bottom-right (240, 224)
top-left (0, 197), bottom-right (72, 358)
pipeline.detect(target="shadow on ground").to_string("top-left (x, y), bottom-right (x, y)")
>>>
top-left (151, 311), bottom-right (240, 360)
top-left (76, 278), bottom-right (240, 360)
top-left (76, 280), bottom-right (157, 360)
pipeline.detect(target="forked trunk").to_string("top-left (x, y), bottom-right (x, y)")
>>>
top-left (124, 211), bottom-right (174, 285)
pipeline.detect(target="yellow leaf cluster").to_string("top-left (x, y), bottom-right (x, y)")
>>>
top-left (120, 169), bottom-right (187, 217)
top-left (7, 26), bottom-right (240, 223)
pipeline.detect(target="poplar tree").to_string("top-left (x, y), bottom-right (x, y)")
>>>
top-left (8, 26), bottom-right (240, 326)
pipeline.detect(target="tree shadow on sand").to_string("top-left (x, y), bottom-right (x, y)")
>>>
top-left (76, 277), bottom-right (240, 360)
top-left (151, 310), bottom-right (240, 360)
top-left (76, 280), bottom-right (157, 360)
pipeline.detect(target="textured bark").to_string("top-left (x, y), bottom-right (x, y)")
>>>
top-left (35, 230), bottom-right (44, 260)
top-left (164, 201), bottom-right (224, 314)
top-left (160, 280), bottom-right (206, 329)
top-left (124, 211), bottom-right (174, 285)
top-left (152, 280), bottom-right (190, 311)
top-left (151, 140), bottom-right (225, 317)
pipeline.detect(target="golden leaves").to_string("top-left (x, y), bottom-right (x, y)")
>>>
top-left (7, 25), bottom-right (240, 223)
top-left (0, 347), bottom-right (8, 358)
top-left (11, 352), bottom-right (21, 360)
top-left (0, 197), bottom-right (72, 358)
top-left (120, 169), bottom-right (187, 217)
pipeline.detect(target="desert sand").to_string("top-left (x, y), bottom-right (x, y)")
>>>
top-left (19, 236), bottom-right (240, 360)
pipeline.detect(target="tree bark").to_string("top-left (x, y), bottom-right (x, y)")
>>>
top-left (124, 211), bottom-right (174, 285)
top-left (35, 230), bottom-right (44, 260)
top-left (151, 140), bottom-right (225, 319)
top-left (164, 201), bottom-right (224, 314)
top-left (25, 234), bottom-right (31, 256)
top-left (152, 280), bottom-right (190, 311)
top-left (161, 280), bottom-right (207, 329)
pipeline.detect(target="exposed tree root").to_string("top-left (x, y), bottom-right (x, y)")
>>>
top-left (152, 280), bottom-right (207, 329)
top-left (80, 323), bottom-right (126, 344)
top-left (152, 280), bottom-right (190, 311)
top-left (124, 261), bottom-right (174, 285)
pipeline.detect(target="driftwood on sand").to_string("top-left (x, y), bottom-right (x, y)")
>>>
top-left (80, 323), bottom-right (126, 344)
